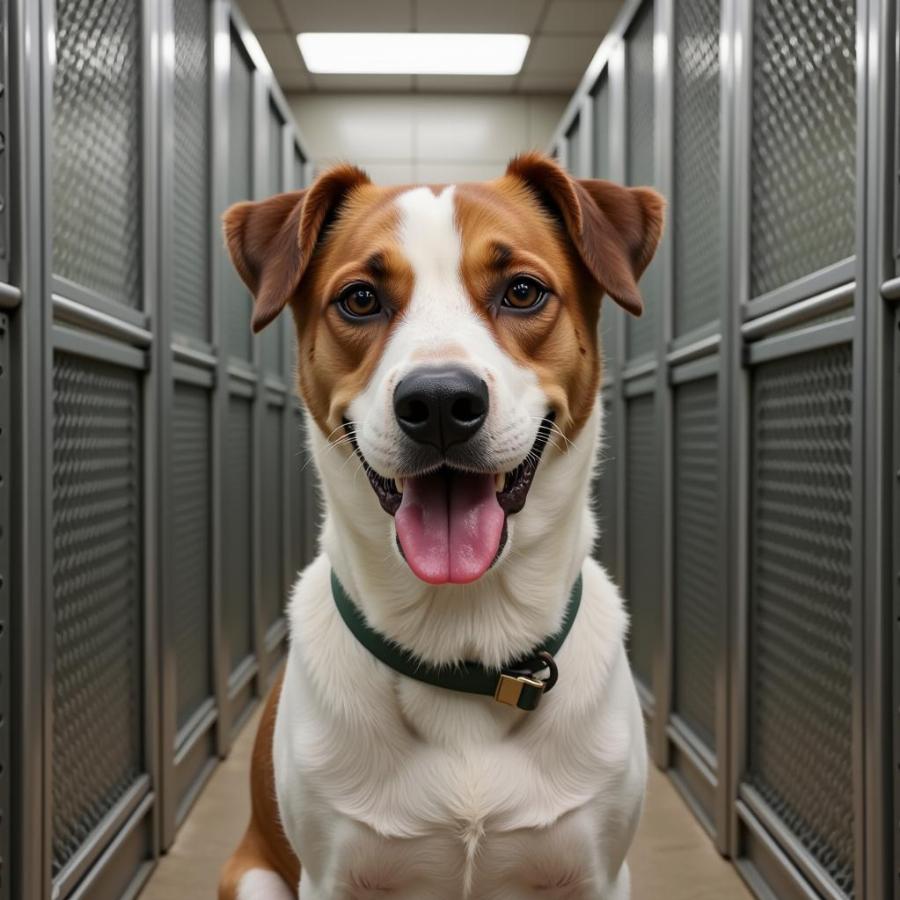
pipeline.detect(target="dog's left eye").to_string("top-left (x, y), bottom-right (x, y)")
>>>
top-left (502, 276), bottom-right (548, 311)
top-left (338, 283), bottom-right (382, 319)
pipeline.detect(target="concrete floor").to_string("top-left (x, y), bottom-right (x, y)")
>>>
top-left (142, 707), bottom-right (751, 900)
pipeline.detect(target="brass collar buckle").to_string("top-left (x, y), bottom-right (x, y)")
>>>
top-left (493, 651), bottom-right (559, 711)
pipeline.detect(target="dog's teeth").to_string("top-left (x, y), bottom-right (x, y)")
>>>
top-left (395, 478), bottom-right (404, 494)
top-left (495, 473), bottom-right (505, 492)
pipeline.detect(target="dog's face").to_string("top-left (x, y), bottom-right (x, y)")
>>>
top-left (225, 154), bottom-right (663, 587)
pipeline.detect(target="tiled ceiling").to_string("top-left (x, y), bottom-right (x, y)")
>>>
top-left (239, 0), bottom-right (624, 94)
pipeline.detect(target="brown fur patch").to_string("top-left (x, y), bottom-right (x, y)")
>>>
top-left (218, 673), bottom-right (299, 899)
top-left (289, 185), bottom-right (414, 434)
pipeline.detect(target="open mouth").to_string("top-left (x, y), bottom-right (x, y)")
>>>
top-left (351, 415), bottom-right (554, 585)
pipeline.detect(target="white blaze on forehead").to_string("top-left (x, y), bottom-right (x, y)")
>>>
top-left (396, 186), bottom-right (462, 288)
top-left (391, 184), bottom-right (488, 352)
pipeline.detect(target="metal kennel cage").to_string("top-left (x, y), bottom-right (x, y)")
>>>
top-left (5, 0), bottom-right (316, 896)
top-left (550, 0), bottom-right (899, 897)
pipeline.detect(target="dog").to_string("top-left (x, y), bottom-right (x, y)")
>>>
top-left (218, 152), bottom-right (663, 900)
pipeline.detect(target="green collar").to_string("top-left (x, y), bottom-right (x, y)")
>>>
top-left (330, 570), bottom-right (583, 711)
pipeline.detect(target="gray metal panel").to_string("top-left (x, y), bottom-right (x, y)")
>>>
top-left (0, 314), bottom-right (9, 900)
top-left (259, 100), bottom-right (284, 376)
top-left (565, 116), bottom-right (582, 176)
top-left (594, 77), bottom-right (621, 382)
top-left (267, 99), bottom-right (284, 197)
top-left (0, 1), bottom-right (9, 287)
top-left (51, 353), bottom-right (143, 876)
top-left (172, 0), bottom-right (211, 341)
top-left (624, 392), bottom-right (659, 687)
top-left (291, 144), bottom-right (306, 191)
top-left (672, 375), bottom-right (719, 751)
top-left (297, 409), bottom-right (318, 568)
top-left (747, 343), bottom-right (854, 897)
top-left (749, 0), bottom-right (856, 299)
top-left (172, 384), bottom-right (212, 731)
top-left (625, 0), bottom-right (660, 361)
top-left (52, 0), bottom-right (143, 309)
top-left (593, 76), bottom-right (611, 180)
top-left (260, 402), bottom-right (284, 631)
top-left (288, 408), bottom-right (302, 581)
top-left (894, 305), bottom-right (900, 899)
top-left (595, 393), bottom-right (618, 582)
top-left (223, 32), bottom-right (253, 361)
top-left (223, 393), bottom-right (253, 672)
top-left (600, 303), bottom-right (620, 393)
top-left (673, 0), bottom-right (721, 338)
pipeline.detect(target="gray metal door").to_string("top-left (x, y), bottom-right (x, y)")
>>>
top-left (257, 93), bottom-right (290, 681)
top-left (667, 0), bottom-right (727, 839)
top-left (591, 74), bottom-right (622, 587)
top-left (46, 0), bottom-right (159, 894)
top-left (0, 304), bottom-right (8, 900)
top-left (0, 3), bottom-right (11, 896)
top-left (731, 0), bottom-right (861, 895)
top-left (157, 0), bottom-right (218, 848)
top-left (622, 0), bottom-right (663, 709)
top-left (287, 142), bottom-right (319, 582)
top-left (220, 20), bottom-right (258, 731)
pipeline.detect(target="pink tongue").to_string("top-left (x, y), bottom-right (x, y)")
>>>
top-left (395, 471), bottom-right (505, 584)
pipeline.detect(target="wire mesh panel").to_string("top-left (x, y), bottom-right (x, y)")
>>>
top-left (51, 353), bottom-right (143, 876)
top-left (52, 0), bottom-right (142, 308)
top-left (672, 377), bottom-right (719, 750)
top-left (625, 393), bottom-right (659, 688)
top-left (748, 343), bottom-right (854, 896)
top-left (625, 1), bottom-right (660, 360)
top-left (595, 393), bottom-right (618, 582)
top-left (673, 0), bottom-right (721, 337)
top-left (172, 0), bottom-right (211, 341)
top-left (224, 34), bottom-right (253, 361)
top-left (749, 0), bottom-right (856, 298)
top-left (172, 384), bottom-right (212, 731)
top-left (260, 403), bottom-right (284, 632)
top-left (223, 395), bottom-right (253, 672)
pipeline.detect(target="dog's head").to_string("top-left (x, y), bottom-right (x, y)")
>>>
top-left (225, 153), bottom-right (663, 587)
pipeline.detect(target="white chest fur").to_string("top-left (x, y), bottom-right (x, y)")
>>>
top-left (274, 558), bottom-right (646, 900)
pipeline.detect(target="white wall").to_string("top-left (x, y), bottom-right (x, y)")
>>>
top-left (286, 92), bottom-right (568, 185)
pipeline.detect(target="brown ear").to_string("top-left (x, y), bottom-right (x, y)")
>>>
top-left (222, 163), bottom-right (371, 333)
top-left (505, 152), bottom-right (664, 316)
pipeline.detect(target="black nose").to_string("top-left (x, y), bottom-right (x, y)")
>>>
top-left (394, 366), bottom-right (489, 451)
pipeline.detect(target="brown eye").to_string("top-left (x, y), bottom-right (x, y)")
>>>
top-left (502, 276), bottom-right (547, 311)
top-left (338, 284), bottom-right (382, 319)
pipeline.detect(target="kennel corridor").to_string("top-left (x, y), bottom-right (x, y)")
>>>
top-left (3, 0), bottom-right (900, 898)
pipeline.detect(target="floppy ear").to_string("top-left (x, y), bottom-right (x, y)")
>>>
top-left (223, 163), bottom-right (371, 333)
top-left (505, 152), bottom-right (664, 316)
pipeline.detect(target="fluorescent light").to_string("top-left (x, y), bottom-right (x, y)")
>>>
top-left (297, 33), bottom-right (530, 76)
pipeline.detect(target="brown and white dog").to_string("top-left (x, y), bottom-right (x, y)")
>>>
top-left (218, 153), bottom-right (663, 900)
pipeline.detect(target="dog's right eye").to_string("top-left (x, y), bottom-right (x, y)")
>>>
top-left (337, 283), bottom-right (382, 319)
